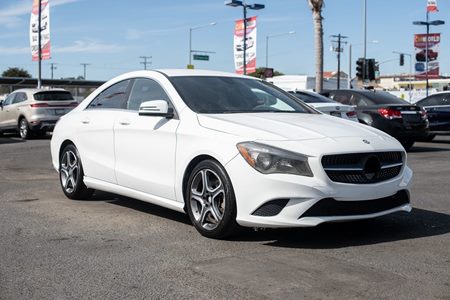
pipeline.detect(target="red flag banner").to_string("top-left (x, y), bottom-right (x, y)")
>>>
top-left (427, 0), bottom-right (438, 13)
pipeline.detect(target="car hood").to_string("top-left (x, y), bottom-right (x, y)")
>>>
top-left (197, 113), bottom-right (392, 141)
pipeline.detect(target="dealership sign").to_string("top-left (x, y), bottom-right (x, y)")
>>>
top-left (233, 16), bottom-right (257, 74)
top-left (30, 0), bottom-right (51, 61)
top-left (414, 33), bottom-right (440, 79)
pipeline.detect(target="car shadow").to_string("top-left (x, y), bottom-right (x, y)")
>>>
top-left (90, 191), bottom-right (191, 225)
top-left (85, 191), bottom-right (450, 248)
top-left (0, 136), bottom-right (24, 145)
top-left (231, 208), bottom-right (450, 249)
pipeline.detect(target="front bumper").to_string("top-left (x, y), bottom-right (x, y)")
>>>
top-left (226, 153), bottom-right (413, 228)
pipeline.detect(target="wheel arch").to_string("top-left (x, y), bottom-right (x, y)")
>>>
top-left (181, 154), bottom-right (220, 210)
top-left (59, 139), bottom-right (76, 161)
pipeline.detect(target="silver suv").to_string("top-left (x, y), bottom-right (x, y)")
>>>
top-left (0, 88), bottom-right (77, 139)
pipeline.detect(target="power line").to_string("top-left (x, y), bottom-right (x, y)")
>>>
top-left (140, 56), bottom-right (152, 70)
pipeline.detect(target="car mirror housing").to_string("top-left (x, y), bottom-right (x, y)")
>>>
top-left (138, 100), bottom-right (174, 118)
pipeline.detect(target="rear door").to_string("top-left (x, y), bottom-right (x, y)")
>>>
top-left (114, 77), bottom-right (179, 201)
top-left (422, 94), bottom-right (450, 131)
top-left (75, 80), bottom-right (132, 184)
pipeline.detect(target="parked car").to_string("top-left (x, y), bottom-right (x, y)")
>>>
top-left (288, 90), bottom-right (358, 122)
top-left (328, 89), bottom-right (429, 150)
top-left (416, 49), bottom-right (438, 62)
top-left (415, 92), bottom-right (450, 140)
top-left (51, 70), bottom-right (412, 239)
top-left (0, 88), bottom-right (78, 139)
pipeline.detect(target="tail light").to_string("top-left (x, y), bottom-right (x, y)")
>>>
top-left (30, 103), bottom-right (49, 108)
top-left (378, 108), bottom-right (402, 119)
top-left (346, 111), bottom-right (357, 118)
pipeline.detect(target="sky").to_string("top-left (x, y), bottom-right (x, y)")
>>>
top-left (0, 0), bottom-right (449, 81)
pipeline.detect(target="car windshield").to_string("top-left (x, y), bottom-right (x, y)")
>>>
top-left (170, 76), bottom-right (314, 114)
top-left (34, 91), bottom-right (74, 101)
top-left (290, 91), bottom-right (336, 104)
top-left (362, 91), bottom-right (408, 105)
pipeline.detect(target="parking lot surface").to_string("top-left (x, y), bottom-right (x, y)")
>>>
top-left (0, 135), bottom-right (449, 299)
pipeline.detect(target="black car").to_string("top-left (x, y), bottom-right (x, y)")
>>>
top-left (415, 92), bottom-right (450, 141)
top-left (328, 89), bottom-right (429, 150)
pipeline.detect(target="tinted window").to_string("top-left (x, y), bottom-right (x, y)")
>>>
top-left (89, 80), bottom-right (130, 109)
top-left (171, 76), bottom-right (313, 114)
top-left (127, 78), bottom-right (170, 111)
top-left (34, 91), bottom-right (74, 101)
top-left (332, 91), bottom-right (352, 105)
top-left (418, 95), bottom-right (441, 107)
top-left (13, 92), bottom-right (28, 103)
top-left (351, 93), bottom-right (374, 106)
top-left (361, 91), bottom-right (408, 104)
top-left (289, 91), bottom-right (335, 103)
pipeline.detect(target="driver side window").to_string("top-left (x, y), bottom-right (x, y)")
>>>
top-left (3, 94), bottom-right (15, 106)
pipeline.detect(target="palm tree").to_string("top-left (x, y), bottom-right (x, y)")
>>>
top-left (308, 0), bottom-right (324, 92)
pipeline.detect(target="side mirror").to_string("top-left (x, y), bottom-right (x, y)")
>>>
top-left (138, 100), bottom-right (174, 118)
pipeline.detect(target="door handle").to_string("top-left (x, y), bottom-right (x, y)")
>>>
top-left (118, 119), bottom-right (131, 126)
top-left (81, 118), bottom-right (90, 124)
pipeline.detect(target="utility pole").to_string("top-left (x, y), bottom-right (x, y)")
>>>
top-left (363, 0), bottom-right (367, 85)
top-left (140, 56), bottom-right (152, 70)
top-left (331, 34), bottom-right (348, 89)
top-left (50, 63), bottom-right (57, 80)
top-left (80, 63), bottom-right (90, 80)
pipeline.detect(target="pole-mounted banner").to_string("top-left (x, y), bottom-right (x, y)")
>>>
top-left (30, 0), bottom-right (51, 61)
top-left (234, 16), bottom-right (257, 75)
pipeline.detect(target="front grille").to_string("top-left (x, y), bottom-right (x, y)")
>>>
top-left (321, 152), bottom-right (403, 184)
top-left (299, 190), bottom-right (410, 218)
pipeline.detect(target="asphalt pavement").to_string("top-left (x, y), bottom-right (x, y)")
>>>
top-left (0, 135), bottom-right (449, 299)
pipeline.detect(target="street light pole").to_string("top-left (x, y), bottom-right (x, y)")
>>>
top-left (225, 0), bottom-right (265, 75)
top-left (363, 0), bottom-right (367, 85)
top-left (189, 22), bottom-right (216, 67)
top-left (37, 0), bottom-right (42, 89)
top-left (265, 31), bottom-right (295, 68)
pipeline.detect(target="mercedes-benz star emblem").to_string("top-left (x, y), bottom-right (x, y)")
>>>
top-left (363, 155), bottom-right (381, 180)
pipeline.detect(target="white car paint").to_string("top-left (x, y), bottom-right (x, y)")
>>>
top-left (51, 69), bottom-right (412, 230)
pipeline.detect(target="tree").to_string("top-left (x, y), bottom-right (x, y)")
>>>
top-left (2, 67), bottom-right (32, 78)
top-left (248, 67), bottom-right (284, 79)
top-left (308, 0), bottom-right (324, 92)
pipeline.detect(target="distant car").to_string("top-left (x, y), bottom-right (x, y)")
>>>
top-left (415, 92), bottom-right (450, 141)
top-left (236, 37), bottom-right (254, 52)
top-left (416, 49), bottom-right (438, 62)
top-left (0, 89), bottom-right (78, 139)
top-left (288, 90), bottom-right (358, 122)
top-left (329, 89), bottom-right (429, 150)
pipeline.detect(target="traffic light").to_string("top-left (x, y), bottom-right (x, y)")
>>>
top-left (400, 54), bottom-right (404, 66)
top-left (356, 58), bottom-right (364, 80)
top-left (367, 59), bottom-right (376, 81)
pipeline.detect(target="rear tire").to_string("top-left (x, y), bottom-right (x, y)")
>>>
top-left (400, 139), bottom-right (415, 151)
top-left (19, 118), bottom-right (31, 140)
top-left (59, 144), bottom-right (94, 200)
top-left (185, 159), bottom-right (240, 239)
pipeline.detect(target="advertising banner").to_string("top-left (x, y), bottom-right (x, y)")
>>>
top-left (414, 33), bottom-right (440, 79)
top-left (30, 0), bottom-right (51, 61)
top-left (234, 16), bottom-right (257, 74)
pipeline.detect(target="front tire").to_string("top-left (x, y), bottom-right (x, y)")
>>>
top-left (59, 144), bottom-right (94, 200)
top-left (186, 160), bottom-right (239, 239)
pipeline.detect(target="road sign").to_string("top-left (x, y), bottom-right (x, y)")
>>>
top-left (193, 54), bottom-right (209, 61)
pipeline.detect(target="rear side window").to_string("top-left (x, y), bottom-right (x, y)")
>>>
top-left (88, 80), bottom-right (131, 109)
top-left (127, 78), bottom-right (170, 111)
top-left (34, 91), bottom-right (74, 101)
top-left (13, 92), bottom-right (28, 103)
top-left (332, 92), bottom-right (352, 105)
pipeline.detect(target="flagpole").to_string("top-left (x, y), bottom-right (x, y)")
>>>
top-left (37, 0), bottom-right (42, 89)
top-left (425, 9), bottom-right (429, 97)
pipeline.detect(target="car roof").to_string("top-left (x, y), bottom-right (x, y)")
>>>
top-left (12, 88), bottom-right (69, 94)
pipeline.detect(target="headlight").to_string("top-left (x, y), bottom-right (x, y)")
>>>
top-left (236, 142), bottom-right (313, 177)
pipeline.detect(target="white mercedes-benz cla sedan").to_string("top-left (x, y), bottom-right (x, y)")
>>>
top-left (50, 70), bottom-right (413, 239)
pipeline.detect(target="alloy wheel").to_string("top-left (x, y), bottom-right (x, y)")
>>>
top-left (190, 169), bottom-right (226, 230)
top-left (19, 119), bottom-right (28, 139)
top-left (60, 150), bottom-right (79, 193)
